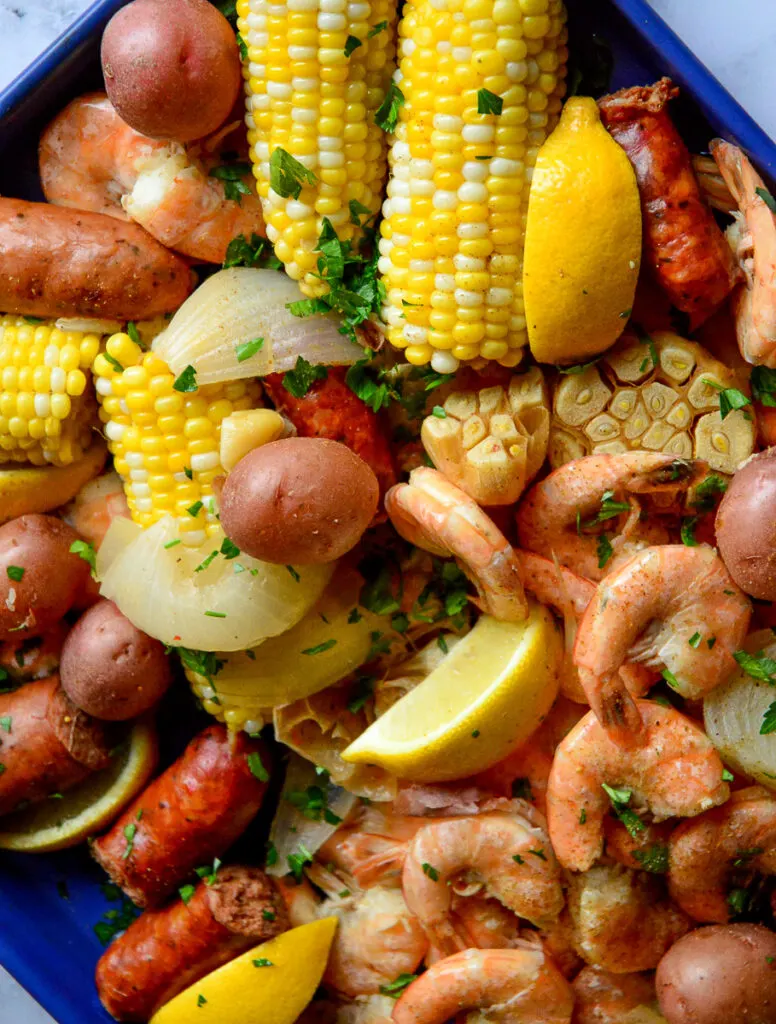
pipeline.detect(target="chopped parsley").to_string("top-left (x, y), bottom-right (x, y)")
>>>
top-left (286, 565), bottom-right (301, 582)
top-left (247, 751), bottom-right (270, 782)
top-left (174, 647), bottom-right (224, 685)
top-left (288, 844), bottom-right (314, 881)
top-left (345, 359), bottom-right (400, 413)
top-left (734, 649), bottom-right (776, 683)
top-left (187, 501), bottom-right (203, 517)
top-left (348, 607), bottom-right (362, 624)
top-left (164, 539), bottom-right (181, 549)
top-left (379, 974), bottom-right (417, 998)
top-left (269, 147), bottom-right (317, 199)
top-left (253, 958), bottom-right (274, 967)
top-left (633, 843), bottom-right (669, 874)
top-left (344, 34), bottom-right (362, 56)
top-left (349, 198), bottom-right (372, 226)
top-left (633, 323), bottom-right (658, 373)
top-left (751, 365), bottom-right (776, 407)
top-left (347, 674), bottom-right (374, 713)
top-left (368, 20), bottom-right (388, 36)
top-left (579, 808), bottom-right (587, 824)
top-left (559, 360), bottom-right (599, 375)
top-left (529, 848), bottom-right (547, 861)
top-left (6, 566), bottom-right (24, 582)
top-left (282, 356), bottom-right (328, 398)
top-left (587, 490), bottom-right (631, 524)
top-left (756, 186), bottom-right (776, 214)
top-left (195, 858), bottom-right (222, 885)
top-left (302, 639), bottom-right (337, 656)
top-left (209, 161), bottom-right (253, 203)
top-left (375, 81), bottom-right (405, 133)
top-left (220, 538), bottom-right (240, 560)
top-left (722, 768), bottom-right (735, 782)
top-left (266, 842), bottom-right (278, 867)
top-left (662, 668), bottom-right (681, 691)
top-left (122, 823), bottom-right (138, 860)
top-left (103, 352), bottom-right (124, 373)
top-left (93, 887), bottom-right (140, 946)
top-left (194, 550), bottom-right (219, 573)
top-left (512, 854), bottom-right (525, 865)
top-left (0, 716), bottom-right (10, 733)
top-left (173, 365), bottom-right (198, 393)
top-left (421, 862), bottom-right (439, 881)
top-left (602, 783), bottom-right (646, 838)
top-left (69, 539), bottom-right (97, 578)
top-left (680, 516), bottom-right (699, 546)
top-left (197, 994), bottom-right (207, 1008)
top-left (285, 785), bottom-right (342, 825)
top-left (204, 610), bottom-right (226, 618)
top-left (179, 883), bottom-right (196, 904)
top-left (236, 337), bottom-right (264, 362)
top-left (688, 632), bottom-right (702, 649)
top-left (701, 378), bottom-right (751, 420)
top-left (223, 232), bottom-right (281, 270)
top-left (597, 534), bottom-right (613, 570)
top-left (432, 405), bottom-right (447, 418)
top-left (762, 701), bottom-right (776, 736)
top-left (477, 88), bottom-right (503, 115)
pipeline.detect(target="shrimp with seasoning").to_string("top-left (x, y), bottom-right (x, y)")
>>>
top-left (391, 945), bottom-right (574, 1024)
top-left (574, 544), bottom-right (750, 741)
top-left (546, 701), bottom-right (729, 872)
top-left (386, 467), bottom-right (527, 623)
top-left (39, 93), bottom-right (265, 264)
top-left (401, 806), bottom-right (564, 956)
top-left (668, 785), bottom-right (776, 923)
top-left (572, 965), bottom-right (663, 1024)
top-left (515, 452), bottom-right (703, 582)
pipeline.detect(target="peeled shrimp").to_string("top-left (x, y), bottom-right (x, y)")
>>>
top-left (401, 808), bottom-right (564, 956)
top-left (711, 139), bottom-right (776, 367)
top-left (39, 93), bottom-right (265, 264)
top-left (574, 544), bottom-right (750, 742)
top-left (515, 452), bottom-right (702, 582)
top-left (318, 806), bottom-right (428, 890)
top-left (668, 785), bottom-right (776, 923)
top-left (572, 966), bottom-right (663, 1024)
top-left (566, 864), bottom-right (690, 973)
top-left (386, 467), bottom-right (528, 622)
top-left (391, 946), bottom-right (574, 1024)
top-left (546, 701), bottom-right (729, 872)
top-left (63, 470), bottom-right (129, 549)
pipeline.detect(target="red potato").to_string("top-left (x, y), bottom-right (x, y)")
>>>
top-left (101, 0), bottom-right (242, 142)
top-left (0, 515), bottom-right (91, 640)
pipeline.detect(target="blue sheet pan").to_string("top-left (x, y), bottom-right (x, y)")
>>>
top-left (0, 2), bottom-right (774, 1022)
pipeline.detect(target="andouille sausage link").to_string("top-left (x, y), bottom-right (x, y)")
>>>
top-left (96, 865), bottom-right (288, 1022)
top-left (263, 366), bottom-right (397, 500)
top-left (0, 675), bottom-right (110, 816)
top-left (91, 725), bottom-right (270, 907)
top-left (0, 198), bottom-right (193, 320)
top-left (599, 78), bottom-right (740, 326)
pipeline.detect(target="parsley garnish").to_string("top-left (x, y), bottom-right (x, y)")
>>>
top-left (368, 20), bottom-right (388, 36)
top-left (0, 716), bottom-right (10, 733)
top-left (633, 843), bottom-right (669, 874)
top-left (347, 674), bottom-right (374, 713)
top-left (602, 783), bottom-right (646, 838)
top-left (587, 490), bottom-right (631, 524)
top-left (187, 501), bottom-right (203, 517)
top-left (197, 994), bottom-right (207, 1008)
top-left (6, 566), bottom-right (24, 582)
top-left (286, 565), bottom-right (301, 582)
top-left (174, 648), bottom-right (224, 685)
top-left (734, 649), bottom-right (776, 683)
top-left (236, 337), bottom-right (264, 363)
top-left (209, 161), bottom-right (253, 203)
top-left (702, 378), bottom-right (751, 420)
top-left (345, 359), bottom-right (399, 412)
top-left (269, 147), bottom-right (317, 199)
top-left (722, 768), bottom-right (734, 782)
top-left (103, 351), bottom-right (124, 373)
top-left (597, 534), bottom-right (613, 569)
top-left (164, 539), bottom-right (181, 549)
top-left (344, 34), bottom-right (362, 56)
top-left (375, 81), bottom-right (405, 132)
top-left (127, 324), bottom-right (143, 348)
top-left (194, 550), bottom-right (219, 573)
top-left (69, 539), bottom-right (97, 578)
top-left (688, 632), bottom-right (702, 649)
top-left (633, 323), bottom-right (658, 372)
top-left (379, 974), bottom-right (417, 998)
top-left (662, 668), bottom-right (681, 691)
top-left (122, 823), bottom-right (138, 860)
top-left (477, 88), bottom-right (503, 115)
top-left (285, 785), bottom-right (342, 825)
top-left (762, 701), bottom-right (776, 736)
top-left (349, 198), bottom-right (372, 226)
top-left (220, 538), bottom-right (240, 560)
top-left (421, 862), bottom-right (439, 881)
top-left (751, 365), bottom-right (776, 407)
top-left (223, 232), bottom-right (281, 270)
top-left (756, 186), bottom-right (776, 214)
top-left (247, 751), bottom-right (269, 782)
top-left (302, 639), bottom-right (337, 656)
top-left (195, 858), bottom-right (222, 885)
top-left (173, 365), bottom-right (198, 393)
top-left (680, 516), bottom-right (698, 546)
top-left (179, 883), bottom-right (196, 904)
top-left (253, 958), bottom-right (274, 967)
top-left (288, 844), bottom-right (314, 880)
top-left (282, 356), bottom-right (328, 398)
top-left (559, 360), bottom-right (599, 375)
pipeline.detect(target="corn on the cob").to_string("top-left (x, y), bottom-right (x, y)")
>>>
top-left (93, 334), bottom-right (262, 546)
top-left (378, 0), bottom-right (568, 369)
top-left (0, 316), bottom-right (100, 466)
top-left (237, 0), bottom-right (397, 295)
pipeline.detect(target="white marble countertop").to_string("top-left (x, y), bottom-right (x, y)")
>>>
top-left (0, 0), bottom-right (775, 1021)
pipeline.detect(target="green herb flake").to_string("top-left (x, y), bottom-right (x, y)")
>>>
top-left (602, 782), bottom-right (646, 838)
top-left (662, 668), bottom-right (681, 691)
top-left (266, 842), bottom-right (278, 867)
top-left (287, 844), bottom-right (314, 881)
top-left (477, 88), bottom-right (503, 115)
top-left (579, 808), bottom-right (587, 824)
top-left (368, 20), bottom-right (388, 36)
top-left (348, 607), bottom-right (362, 624)
top-left (164, 539), bottom-right (182, 549)
top-left (69, 539), bottom-right (97, 578)
top-left (197, 994), bottom-right (207, 1008)
top-left (680, 516), bottom-right (698, 547)
top-left (269, 147), bottom-right (317, 199)
top-left (375, 81), bottom-right (405, 133)
top-left (262, 909), bottom-right (276, 921)
top-left (691, 473), bottom-right (728, 511)
top-left (727, 887), bottom-right (749, 916)
top-left (347, 675), bottom-right (374, 713)
top-left (103, 351), bottom-right (124, 373)
top-left (529, 848), bottom-right (547, 861)
top-left (431, 405), bottom-right (447, 418)
top-left (204, 610), bottom-right (226, 618)
top-left (179, 883), bottom-right (196, 904)
top-left (472, 729), bottom-right (480, 738)
top-left (633, 842), bottom-right (670, 874)
top-left (209, 161), bottom-right (253, 203)
top-left (223, 232), bottom-right (281, 271)
top-left (173, 365), bottom-right (198, 393)
top-left (194, 550), bottom-right (219, 574)
top-left (722, 768), bottom-right (735, 782)
top-left (344, 34), bottom-right (362, 56)
top-left (596, 534), bottom-right (613, 570)
top-left (762, 701), bottom-right (776, 736)
top-left (220, 538), bottom-right (240, 560)
top-left (379, 973), bottom-right (417, 998)
top-left (437, 635), bottom-right (449, 654)
top-left (756, 186), bottom-right (776, 214)
top-left (302, 639), bottom-right (337, 656)
top-left (559, 360), bottom-right (599, 376)
top-left (512, 854), bottom-right (525, 865)
top-left (236, 337), bottom-right (264, 363)
top-left (688, 632), bottom-right (702, 649)
top-left (701, 378), bottom-right (751, 420)
top-left (6, 566), bottom-right (24, 582)
top-left (285, 564), bottom-right (301, 582)
top-left (348, 198), bottom-right (372, 226)
top-left (282, 356), bottom-right (328, 398)
top-left (122, 823), bottom-right (138, 860)
top-left (734, 649), bottom-right (776, 683)
top-left (633, 323), bottom-right (658, 372)
top-left (421, 862), bottom-right (439, 881)
top-left (184, 467), bottom-right (193, 480)
top-left (247, 751), bottom-right (270, 782)
top-left (187, 501), bottom-right (203, 517)
top-left (0, 716), bottom-right (10, 734)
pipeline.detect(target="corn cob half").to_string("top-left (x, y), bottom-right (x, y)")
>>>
top-left (378, 0), bottom-right (568, 369)
top-left (237, 0), bottom-right (397, 295)
top-left (0, 317), bottom-right (100, 466)
top-left (93, 334), bottom-right (262, 547)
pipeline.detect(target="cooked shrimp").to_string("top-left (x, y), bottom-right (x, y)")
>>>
top-left (402, 808), bottom-right (564, 956)
top-left (386, 467), bottom-right (528, 622)
top-left (574, 544), bottom-right (750, 741)
top-left (39, 93), bottom-right (265, 264)
top-left (711, 139), bottom-right (776, 367)
top-left (515, 452), bottom-right (702, 582)
top-left (546, 701), bottom-right (729, 872)
top-left (534, 911), bottom-right (583, 980)
top-left (391, 946), bottom-right (574, 1024)
top-left (603, 816), bottom-right (674, 873)
top-left (63, 470), bottom-right (129, 549)
top-left (335, 995), bottom-right (396, 1024)
top-left (572, 965), bottom-right (662, 1024)
top-left (566, 864), bottom-right (690, 973)
top-left (668, 785), bottom-right (776, 923)
top-left (318, 806), bottom-right (428, 890)
top-left (278, 875), bottom-right (428, 998)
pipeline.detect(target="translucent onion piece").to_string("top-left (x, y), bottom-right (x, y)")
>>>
top-left (703, 630), bottom-right (776, 791)
top-left (211, 569), bottom-right (384, 707)
top-left (152, 267), bottom-right (363, 384)
top-left (97, 515), bottom-right (333, 651)
top-left (266, 754), bottom-right (357, 878)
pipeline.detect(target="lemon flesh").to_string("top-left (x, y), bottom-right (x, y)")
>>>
top-left (150, 918), bottom-right (338, 1024)
top-left (0, 719), bottom-right (157, 852)
top-left (342, 604), bottom-right (562, 782)
top-left (524, 96), bottom-right (642, 365)
top-left (0, 443), bottom-right (107, 525)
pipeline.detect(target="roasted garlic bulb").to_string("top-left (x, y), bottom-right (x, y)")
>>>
top-left (421, 367), bottom-right (550, 505)
top-left (549, 330), bottom-right (755, 475)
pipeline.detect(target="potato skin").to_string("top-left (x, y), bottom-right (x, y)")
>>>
top-left (716, 448), bottom-right (776, 600)
top-left (0, 515), bottom-right (91, 641)
top-left (101, 0), bottom-right (242, 142)
top-left (60, 599), bottom-right (172, 721)
top-left (656, 924), bottom-right (776, 1024)
top-left (220, 437), bottom-right (380, 565)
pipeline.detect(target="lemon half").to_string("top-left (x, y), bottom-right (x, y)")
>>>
top-left (0, 719), bottom-right (157, 852)
top-left (0, 443), bottom-right (107, 525)
top-left (524, 96), bottom-right (642, 365)
top-left (342, 604), bottom-right (562, 782)
top-left (150, 918), bottom-right (338, 1024)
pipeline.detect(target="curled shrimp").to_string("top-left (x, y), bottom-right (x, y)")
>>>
top-left (546, 701), bottom-right (729, 872)
top-left (711, 139), bottom-right (776, 367)
top-left (572, 965), bottom-right (662, 1024)
top-left (318, 805), bottom-right (428, 890)
top-left (515, 452), bottom-right (703, 582)
top-left (574, 544), bottom-right (750, 742)
top-left (401, 808), bottom-right (564, 956)
top-left (392, 946), bottom-right (574, 1024)
top-left (39, 93), bottom-right (265, 264)
top-left (385, 467), bottom-right (528, 623)
top-left (668, 785), bottom-right (776, 923)
top-left (566, 864), bottom-right (690, 974)
top-left (603, 815), bottom-right (675, 873)
top-left (63, 471), bottom-right (129, 549)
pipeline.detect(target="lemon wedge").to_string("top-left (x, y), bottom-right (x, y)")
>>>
top-left (342, 604), bottom-right (562, 782)
top-left (0, 719), bottom-right (157, 852)
top-left (0, 443), bottom-right (107, 525)
top-left (524, 96), bottom-right (642, 365)
top-left (150, 918), bottom-right (338, 1024)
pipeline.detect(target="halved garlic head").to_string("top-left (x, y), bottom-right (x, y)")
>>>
top-left (550, 330), bottom-right (754, 475)
top-left (421, 366), bottom-right (550, 505)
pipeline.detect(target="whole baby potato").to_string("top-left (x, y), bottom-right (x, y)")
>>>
top-left (0, 515), bottom-right (91, 640)
top-left (656, 924), bottom-right (776, 1024)
top-left (101, 0), bottom-right (242, 142)
top-left (219, 437), bottom-right (380, 565)
top-left (716, 448), bottom-right (776, 600)
top-left (60, 599), bottom-right (172, 721)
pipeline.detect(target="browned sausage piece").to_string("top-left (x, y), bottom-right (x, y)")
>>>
top-left (91, 725), bottom-right (271, 907)
top-left (0, 675), bottom-right (111, 815)
top-left (0, 198), bottom-right (193, 320)
top-left (599, 78), bottom-right (740, 326)
top-left (96, 866), bottom-right (288, 1022)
